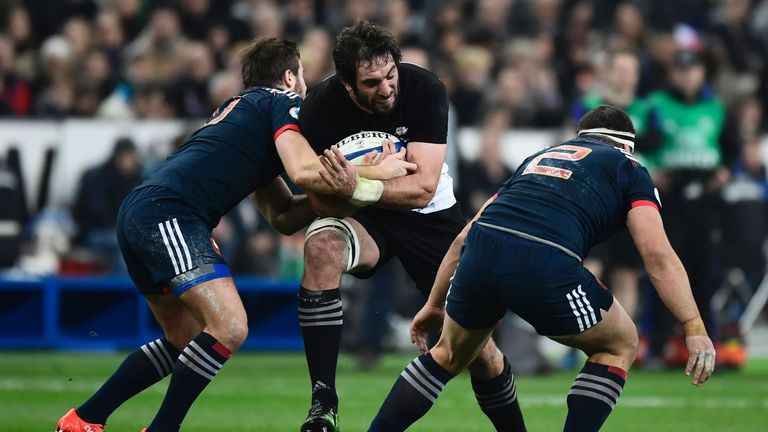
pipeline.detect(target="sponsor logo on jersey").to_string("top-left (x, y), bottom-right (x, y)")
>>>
top-left (396, 126), bottom-right (408, 136)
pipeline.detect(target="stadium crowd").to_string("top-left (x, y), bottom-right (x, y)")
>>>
top-left (1, 0), bottom-right (767, 369)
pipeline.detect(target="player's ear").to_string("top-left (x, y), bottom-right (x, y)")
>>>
top-left (283, 68), bottom-right (296, 89)
top-left (341, 79), bottom-right (353, 93)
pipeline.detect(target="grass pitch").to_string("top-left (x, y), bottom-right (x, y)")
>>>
top-left (1, 351), bottom-right (766, 431)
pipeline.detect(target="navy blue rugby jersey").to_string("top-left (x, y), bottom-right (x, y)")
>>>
top-left (138, 86), bottom-right (302, 226)
top-left (477, 135), bottom-right (660, 260)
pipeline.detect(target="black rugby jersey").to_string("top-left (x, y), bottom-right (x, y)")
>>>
top-left (300, 62), bottom-right (456, 213)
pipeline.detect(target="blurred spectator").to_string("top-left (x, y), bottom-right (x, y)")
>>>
top-left (22, 0), bottom-right (97, 42)
top-left (127, 6), bottom-right (188, 83)
top-left (643, 49), bottom-right (732, 366)
top-left (208, 71), bottom-right (243, 108)
top-left (609, 2), bottom-right (647, 52)
top-left (179, 0), bottom-right (219, 41)
top-left (0, 34), bottom-right (32, 116)
top-left (132, 82), bottom-right (176, 119)
top-left (95, 10), bottom-right (126, 72)
top-left (115, 0), bottom-right (147, 44)
top-left (71, 137), bottom-right (143, 272)
top-left (711, 0), bottom-right (766, 106)
top-left (4, 4), bottom-right (37, 81)
top-left (284, 0), bottom-right (317, 41)
top-left (719, 97), bottom-right (768, 311)
top-left (460, 104), bottom-right (512, 214)
top-left (299, 27), bottom-right (333, 89)
top-left (451, 45), bottom-right (493, 125)
top-left (168, 42), bottom-right (215, 117)
top-left (249, 2), bottom-right (285, 40)
top-left (62, 17), bottom-right (92, 64)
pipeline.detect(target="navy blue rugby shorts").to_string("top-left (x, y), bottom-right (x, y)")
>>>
top-left (446, 224), bottom-right (614, 336)
top-left (116, 186), bottom-right (230, 296)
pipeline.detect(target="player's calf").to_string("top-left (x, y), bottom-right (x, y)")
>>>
top-left (368, 352), bottom-right (454, 432)
top-left (471, 355), bottom-right (527, 432)
top-left (564, 362), bottom-right (627, 432)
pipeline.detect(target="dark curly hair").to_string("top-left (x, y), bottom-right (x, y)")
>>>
top-left (577, 105), bottom-right (635, 135)
top-left (239, 37), bottom-right (300, 88)
top-left (333, 21), bottom-right (402, 86)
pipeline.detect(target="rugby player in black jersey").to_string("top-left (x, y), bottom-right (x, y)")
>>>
top-left (296, 21), bottom-right (515, 432)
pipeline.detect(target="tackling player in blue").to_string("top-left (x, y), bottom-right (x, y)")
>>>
top-left (55, 37), bottom-right (411, 432)
top-left (323, 105), bottom-right (717, 431)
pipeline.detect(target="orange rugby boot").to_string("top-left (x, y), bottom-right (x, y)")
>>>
top-left (55, 409), bottom-right (104, 432)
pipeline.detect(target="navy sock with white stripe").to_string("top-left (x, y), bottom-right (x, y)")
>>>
top-left (564, 362), bottom-right (627, 432)
top-left (77, 338), bottom-right (179, 424)
top-left (148, 332), bottom-right (231, 432)
top-left (298, 287), bottom-right (343, 407)
top-left (369, 352), bottom-right (454, 431)
top-left (472, 355), bottom-right (527, 431)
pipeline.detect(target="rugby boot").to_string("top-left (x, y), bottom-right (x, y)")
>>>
top-left (300, 400), bottom-right (339, 432)
top-left (55, 408), bottom-right (104, 432)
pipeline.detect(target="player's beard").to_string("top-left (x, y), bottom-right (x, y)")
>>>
top-left (353, 84), bottom-right (398, 115)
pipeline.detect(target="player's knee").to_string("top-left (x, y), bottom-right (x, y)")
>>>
top-left (622, 324), bottom-right (640, 364)
top-left (221, 318), bottom-right (249, 351)
top-left (207, 312), bottom-right (249, 351)
top-left (430, 343), bottom-right (472, 376)
top-left (467, 342), bottom-right (505, 379)
top-left (165, 326), bottom-right (199, 351)
top-left (606, 320), bottom-right (639, 367)
top-left (304, 231), bottom-right (348, 273)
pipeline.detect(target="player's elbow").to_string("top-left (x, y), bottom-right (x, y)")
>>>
top-left (412, 184), bottom-right (436, 208)
top-left (291, 170), bottom-right (314, 190)
top-left (641, 245), bottom-right (679, 276)
top-left (263, 212), bottom-right (302, 236)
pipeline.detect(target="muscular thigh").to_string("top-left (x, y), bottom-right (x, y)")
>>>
top-left (351, 204), bottom-right (465, 295)
top-left (118, 191), bottom-right (228, 296)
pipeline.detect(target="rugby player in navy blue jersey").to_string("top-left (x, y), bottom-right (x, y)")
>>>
top-left (55, 37), bottom-right (414, 432)
top-left (348, 105), bottom-right (716, 431)
top-left (296, 21), bottom-right (512, 432)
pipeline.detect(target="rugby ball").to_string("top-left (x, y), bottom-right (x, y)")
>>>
top-left (334, 131), bottom-right (405, 165)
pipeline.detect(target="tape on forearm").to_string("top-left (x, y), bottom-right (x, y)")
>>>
top-left (683, 316), bottom-right (707, 337)
top-left (349, 176), bottom-right (384, 207)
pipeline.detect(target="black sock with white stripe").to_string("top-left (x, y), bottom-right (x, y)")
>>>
top-left (472, 355), bottom-right (527, 431)
top-left (369, 352), bottom-right (453, 432)
top-left (149, 332), bottom-right (232, 432)
top-left (76, 338), bottom-right (179, 424)
top-left (564, 362), bottom-right (627, 432)
top-left (298, 287), bottom-right (343, 408)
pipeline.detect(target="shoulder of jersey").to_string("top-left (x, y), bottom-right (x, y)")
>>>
top-left (399, 62), bottom-right (443, 84)
top-left (267, 87), bottom-right (301, 100)
top-left (244, 86), bottom-right (301, 101)
top-left (304, 74), bottom-right (340, 102)
top-left (608, 144), bottom-right (644, 166)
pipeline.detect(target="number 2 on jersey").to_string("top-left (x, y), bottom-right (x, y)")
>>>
top-left (522, 145), bottom-right (592, 180)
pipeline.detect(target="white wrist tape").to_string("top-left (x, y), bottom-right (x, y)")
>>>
top-left (349, 176), bottom-right (384, 207)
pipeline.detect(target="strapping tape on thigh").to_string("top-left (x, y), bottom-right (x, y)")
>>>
top-left (305, 217), bottom-right (361, 271)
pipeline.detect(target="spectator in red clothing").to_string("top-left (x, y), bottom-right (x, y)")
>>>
top-left (0, 34), bottom-right (32, 116)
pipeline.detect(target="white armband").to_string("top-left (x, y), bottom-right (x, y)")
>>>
top-left (349, 176), bottom-right (384, 207)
